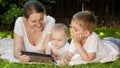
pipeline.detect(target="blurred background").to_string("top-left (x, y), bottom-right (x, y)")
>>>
top-left (0, 0), bottom-right (120, 31)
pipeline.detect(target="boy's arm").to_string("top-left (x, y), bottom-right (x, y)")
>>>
top-left (72, 33), bottom-right (96, 61)
top-left (75, 41), bottom-right (96, 61)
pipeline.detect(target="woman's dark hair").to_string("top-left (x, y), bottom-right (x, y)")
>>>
top-left (23, 0), bottom-right (45, 18)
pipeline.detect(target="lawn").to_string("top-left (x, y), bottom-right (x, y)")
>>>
top-left (0, 27), bottom-right (120, 68)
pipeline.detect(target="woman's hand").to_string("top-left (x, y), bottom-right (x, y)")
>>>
top-left (19, 53), bottom-right (30, 62)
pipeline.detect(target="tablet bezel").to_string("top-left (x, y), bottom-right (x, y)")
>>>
top-left (21, 51), bottom-right (56, 64)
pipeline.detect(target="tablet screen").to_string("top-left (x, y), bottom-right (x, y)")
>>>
top-left (21, 51), bottom-right (56, 64)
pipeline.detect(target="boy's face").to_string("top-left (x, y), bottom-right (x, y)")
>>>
top-left (51, 31), bottom-right (67, 49)
top-left (70, 20), bottom-right (86, 39)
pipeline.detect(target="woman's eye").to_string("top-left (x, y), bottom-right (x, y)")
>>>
top-left (74, 29), bottom-right (78, 32)
top-left (32, 21), bottom-right (36, 23)
top-left (39, 18), bottom-right (44, 21)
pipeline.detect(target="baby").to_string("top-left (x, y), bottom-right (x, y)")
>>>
top-left (45, 23), bottom-right (69, 60)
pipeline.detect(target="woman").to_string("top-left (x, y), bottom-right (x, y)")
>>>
top-left (14, 0), bottom-right (55, 62)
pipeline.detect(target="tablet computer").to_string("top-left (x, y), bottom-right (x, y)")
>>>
top-left (21, 51), bottom-right (56, 64)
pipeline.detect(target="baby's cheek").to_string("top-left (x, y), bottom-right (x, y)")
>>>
top-left (71, 35), bottom-right (74, 39)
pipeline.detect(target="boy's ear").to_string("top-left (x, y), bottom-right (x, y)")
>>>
top-left (84, 31), bottom-right (91, 37)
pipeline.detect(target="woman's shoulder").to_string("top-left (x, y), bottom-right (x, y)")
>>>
top-left (46, 15), bottom-right (55, 24)
top-left (44, 15), bottom-right (55, 33)
top-left (46, 15), bottom-right (55, 21)
top-left (15, 17), bottom-right (23, 24)
top-left (16, 17), bottom-right (23, 21)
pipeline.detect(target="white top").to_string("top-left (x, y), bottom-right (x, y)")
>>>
top-left (14, 15), bottom-right (55, 52)
top-left (68, 32), bottom-right (120, 65)
top-left (47, 41), bottom-right (70, 56)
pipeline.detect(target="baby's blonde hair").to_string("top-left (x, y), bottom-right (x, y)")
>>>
top-left (52, 23), bottom-right (68, 37)
top-left (72, 11), bottom-right (97, 32)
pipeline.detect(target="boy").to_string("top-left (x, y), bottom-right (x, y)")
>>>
top-left (60, 11), bottom-right (120, 66)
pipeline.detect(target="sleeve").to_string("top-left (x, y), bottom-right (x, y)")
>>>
top-left (84, 34), bottom-right (99, 53)
top-left (68, 40), bottom-right (77, 54)
top-left (45, 15), bottom-right (55, 34)
top-left (13, 17), bottom-right (23, 36)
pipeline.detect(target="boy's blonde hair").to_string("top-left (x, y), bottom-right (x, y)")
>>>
top-left (72, 11), bottom-right (98, 32)
top-left (52, 23), bottom-right (68, 37)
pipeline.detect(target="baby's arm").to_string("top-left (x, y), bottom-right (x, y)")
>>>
top-left (59, 51), bottom-right (73, 66)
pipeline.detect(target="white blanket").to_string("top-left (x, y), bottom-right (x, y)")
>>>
top-left (0, 38), bottom-right (19, 62)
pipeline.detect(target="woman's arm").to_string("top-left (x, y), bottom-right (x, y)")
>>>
top-left (14, 33), bottom-right (30, 62)
top-left (41, 34), bottom-right (51, 53)
top-left (45, 43), bottom-right (52, 54)
top-left (14, 33), bottom-right (24, 58)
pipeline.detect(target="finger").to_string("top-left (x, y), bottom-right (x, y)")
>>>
top-left (62, 59), bottom-right (68, 66)
top-left (79, 34), bottom-right (82, 38)
top-left (60, 60), bottom-right (65, 65)
top-left (20, 55), bottom-right (30, 62)
top-left (23, 56), bottom-right (30, 62)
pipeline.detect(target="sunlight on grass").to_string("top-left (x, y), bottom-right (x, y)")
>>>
top-left (99, 32), bottom-right (104, 37)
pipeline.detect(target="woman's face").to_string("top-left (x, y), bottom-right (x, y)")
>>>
top-left (27, 12), bottom-right (45, 31)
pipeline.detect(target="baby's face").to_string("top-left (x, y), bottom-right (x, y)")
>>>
top-left (51, 31), bottom-right (67, 49)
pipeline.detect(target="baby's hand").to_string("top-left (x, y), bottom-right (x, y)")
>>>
top-left (59, 59), bottom-right (68, 66)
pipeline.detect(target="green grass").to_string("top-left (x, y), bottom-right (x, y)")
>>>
top-left (1, 27), bottom-right (120, 68)
top-left (95, 27), bottom-right (120, 39)
top-left (0, 31), bottom-right (13, 38)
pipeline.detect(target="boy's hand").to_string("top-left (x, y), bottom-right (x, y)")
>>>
top-left (73, 34), bottom-right (84, 43)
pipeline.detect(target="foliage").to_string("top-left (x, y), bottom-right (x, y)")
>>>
top-left (0, 0), bottom-right (27, 30)
top-left (0, 31), bottom-right (13, 38)
top-left (41, 0), bottom-right (56, 3)
top-left (0, 0), bottom-right (54, 30)
top-left (95, 27), bottom-right (120, 39)
top-left (1, 4), bottom-right (23, 30)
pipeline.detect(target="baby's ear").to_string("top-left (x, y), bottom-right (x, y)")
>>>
top-left (84, 31), bottom-right (91, 37)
